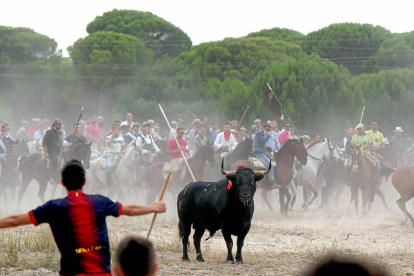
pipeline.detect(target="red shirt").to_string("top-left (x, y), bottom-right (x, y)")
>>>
top-left (167, 137), bottom-right (188, 160)
top-left (86, 124), bottom-right (101, 143)
top-left (27, 126), bottom-right (39, 139)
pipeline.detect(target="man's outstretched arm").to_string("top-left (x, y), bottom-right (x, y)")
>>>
top-left (121, 201), bottom-right (166, 217)
top-left (0, 213), bottom-right (32, 229)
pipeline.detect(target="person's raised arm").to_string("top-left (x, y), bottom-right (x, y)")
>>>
top-left (121, 201), bottom-right (166, 216)
top-left (0, 213), bottom-right (32, 229)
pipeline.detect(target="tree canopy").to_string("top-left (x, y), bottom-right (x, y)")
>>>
top-left (246, 27), bottom-right (305, 45)
top-left (305, 23), bottom-right (393, 74)
top-left (86, 9), bottom-right (192, 59)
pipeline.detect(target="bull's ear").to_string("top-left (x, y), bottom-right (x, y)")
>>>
top-left (254, 175), bottom-right (264, 182)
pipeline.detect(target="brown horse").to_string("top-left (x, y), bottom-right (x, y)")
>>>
top-left (144, 143), bottom-right (216, 205)
top-left (349, 145), bottom-right (376, 215)
top-left (381, 166), bottom-right (414, 226)
top-left (232, 138), bottom-right (307, 216)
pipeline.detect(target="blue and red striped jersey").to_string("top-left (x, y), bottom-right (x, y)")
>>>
top-left (29, 190), bottom-right (122, 276)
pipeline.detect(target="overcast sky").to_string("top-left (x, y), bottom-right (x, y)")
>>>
top-left (0, 0), bottom-right (412, 56)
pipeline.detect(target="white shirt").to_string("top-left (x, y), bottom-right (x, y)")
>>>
top-left (214, 132), bottom-right (237, 151)
top-left (135, 134), bottom-right (159, 154)
top-left (120, 120), bottom-right (134, 128)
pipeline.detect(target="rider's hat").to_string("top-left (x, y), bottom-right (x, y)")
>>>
top-left (394, 127), bottom-right (404, 132)
top-left (239, 127), bottom-right (247, 131)
top-left (355, 123), bottom-right (364, 129)
top-left (53, 118), bottom-right (63, 125)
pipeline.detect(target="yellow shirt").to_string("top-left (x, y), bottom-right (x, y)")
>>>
top-left (365, 130), bottom-right (384, 147)
top-left (351, 133), bottom-right (373, 154)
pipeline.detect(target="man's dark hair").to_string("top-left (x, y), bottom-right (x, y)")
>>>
top-left (313, 133), bottom-right (320, 138)
top-left (263, 123), bottom-right (271, 129)
top-left (371, 120), bottom-right (378, 124)
top-left (177, 127), bottom-right (184, 133)
top-left (73, 123), bottom-right (80, 128)
top-left (61, 160), bottom-right (85, 191)
top-left (225, 122), bottom-right (232, 127)
top-left (142, 123), bottom-right (150, 129)
top-left (284, 122), bottom-right (290, 127)
top-left (120, 125), bottom-right (129, 131)
top-left (113, 120), bottom-right (122, 125)
top-left (116, 236), bottom-right (155, 276)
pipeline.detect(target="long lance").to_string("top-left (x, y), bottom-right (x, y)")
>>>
top-left (266, 82), bottom-right (300, 136)
top-left (236, 106), bottom-right (249, 130)
top-left (188, 110), bottom-right (199, 120)
top-left (72, 107), bottom-right (84, 137)
top-left (359, 106), bottom-right (365, 124)
top-left (159, 104), bottom-right (196, 182)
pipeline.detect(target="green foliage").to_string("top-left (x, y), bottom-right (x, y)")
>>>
top-left (373, 31), bottom-right (414, 70)
top-left (0, 26), bottom-right (59, 66)
top-left (352, 68), bottom-right (414, 135)
top-left (173, 37), bottom-right (306, 82)
top-left (246, 27), bottom-right (305, 45)
top-left (86, 9), bottom-right (192, 59)
top-left (251, 54), bottom-right (363, 138)
top-left (305, 23), bottom-right (393, 74)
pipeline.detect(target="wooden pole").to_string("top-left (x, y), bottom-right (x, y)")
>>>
top-left (146, 173), bottom-right (171, 240)
top-left (359, 106), bottom-right (366, 124)
top-left (188, 110), bottom-right (199, 120)
top-left (236, 106), bottom-right (250, 130)
top-left (159, 104), bottom-right (196, 182)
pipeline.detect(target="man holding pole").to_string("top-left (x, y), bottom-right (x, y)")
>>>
top-left (166, 128), bottom-right (190, 178)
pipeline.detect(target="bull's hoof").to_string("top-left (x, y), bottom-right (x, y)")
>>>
top-left (196, 255), bottom-right (205, 262)
top-left (226, 259), bottom-right (235, 264)
top-left (235, 259), bottom-right (244, 264)
top-left (182, 256), bottom-right (190, 262)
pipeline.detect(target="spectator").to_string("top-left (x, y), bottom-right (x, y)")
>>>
top-left (86, 114), bottom-right (102, 150)
top-left (121, 113), bottom-right (134, 128)
top-left (16, 120), bottom-right (29, 140)
top-left (114, 236), bottom-right (157, 276)
top-left (27, 119), bottom-right (39, 141)
top-left (0, 160), bottom-right (166, 276)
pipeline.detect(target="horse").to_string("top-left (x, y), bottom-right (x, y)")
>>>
top-left (18, 140), bottom-right (92, 207)
top-left (0, 140), bottom-right (20, 205)
top-left (17, 139), bottom-right (30, 157)
top-left (294, 140), bottom-right (339, 208)
top-left (87, 142), bottom-right (140, 201)
top-left (144, 143), bottom-right (216, 205)
top-left (232, 138), bottom-right (308, 216)
top-left (348, 145), bottom-right (376, 215)
top-left (381, 167), bottom-right (414, 227)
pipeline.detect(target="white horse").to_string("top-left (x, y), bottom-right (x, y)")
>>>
top-left (86, 142), bottom-right (140, 200)
top-left (27, 139), bottom-right (43, 154)
top-left (294, 140), bottom-right (340, 208)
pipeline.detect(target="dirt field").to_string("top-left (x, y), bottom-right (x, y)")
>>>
top-left (2, 181), bottom-right (414, 275)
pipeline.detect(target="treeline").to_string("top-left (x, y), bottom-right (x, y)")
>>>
top-left (1, 10), bottom-right (414, 141)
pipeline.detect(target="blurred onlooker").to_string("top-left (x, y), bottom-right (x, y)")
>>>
top-left (79, 120), bottom-right (87, 136)
top-left (239, 127), bottom-right (247, 141)
top-left (200, 116), bottom-right (208, 125)
top-left (3, 123), bottom-right (12, 139)
top-left (152, 126), bottom-right (162, 141)
top-left (169, 121), bottom-right (178, 138)
top-left (86, 114), bottom-right (102, 150)
top-left (97, 116), bottom-right (104, 128)
top-left (34, 119), bottom-right (50, 140)
top-left (177, 118), bottom-right (184, 129)
top-left (304, 256), bottom-right (388, 276)
top-left (16, 120), bottom-right (30, 140)
top-left (121, 113), bottom-right (134, 128)
top-left (208, 122), bottom-right (218, 144)
top-left (27, 119), bottom-right (39, 141)
top-left (114, 236), bottom-right (157, 276)
top-left (278, 123), bottom-right (292, 147)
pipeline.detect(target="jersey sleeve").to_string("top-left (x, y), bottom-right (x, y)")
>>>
top-left (29, 201), bottom-right (54, 226)
top-left (102, 196), bottom-right (122, 217)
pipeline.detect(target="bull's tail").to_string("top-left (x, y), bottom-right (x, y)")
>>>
top-left (19, 156), bottom-right (28, 172)
top-left (178, 220), bottom-right (184, 239)
top-left (380, 167), bottom-right (395, 181)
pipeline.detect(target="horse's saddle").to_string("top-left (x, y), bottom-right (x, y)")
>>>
top-left (44, 155), bottom-right (64, 171)
top-left (97, 156), bottom-right (121, 170)
top-left (248, 157), bottom-right (276, 170)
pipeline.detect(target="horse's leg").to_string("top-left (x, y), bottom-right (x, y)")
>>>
top-left (320, 184), bottom-right (332, 210)
top-left (396, 198), bottom-right (414, 226)
top-left (279, 185), bottom-right (285, 215)
top-left (375, 185), bottom-right (388, 210)
top-left (38, 178), bottom-right (48, 204)
top-left (331, 183), bottom-right (345, 209)
top-left (281, 185), bottom-right (290, 216)
top-left (261, 187), bottom-right (274, 210)
top-left (18, 175), bottom-right (32, 210)
top-left (288, 181), bottom-right (297, 211)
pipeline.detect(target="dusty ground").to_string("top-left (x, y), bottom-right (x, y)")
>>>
top-left (2, 180), bottom-right (414, 275)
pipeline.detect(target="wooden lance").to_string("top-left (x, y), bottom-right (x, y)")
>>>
top-left (359, 106), bottom-right (366, 124)
top-left (159, 104), bottom-right (196, 182)
top-left (188, 110), bottom-right (199, 120)
top-left (236, 106), bottom-right (249, 130)
top-left (146, 173), bottom-right (171, 240)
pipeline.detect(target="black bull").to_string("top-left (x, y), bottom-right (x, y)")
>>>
top-left (177, 160), bottom-right (271, 263)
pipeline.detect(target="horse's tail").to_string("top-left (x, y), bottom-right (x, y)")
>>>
top-left (380, 167), bottom-right (395, 181)
top-left (19, 156), bottom-right (28, 172)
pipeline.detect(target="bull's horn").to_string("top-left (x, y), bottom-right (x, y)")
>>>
top-left (220, 158), bottom-right (237, 176)
top-left (253, 161), bottom-right (271, 176)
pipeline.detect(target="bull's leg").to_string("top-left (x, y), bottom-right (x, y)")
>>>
top-left (180, 221), bottom-right (192, 262)
top-left (193, 227), bottom-right (206, 262)
top-left (261, 188), bottom-right (273, 210)
top-left (235, 226), bottom-right (250, 264)
top-left (222, 230), bottom-right (234, 263)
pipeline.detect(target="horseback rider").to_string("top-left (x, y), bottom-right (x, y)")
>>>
top-left (135, 123), bottom-right (160, 164)
top-left (350, 124), bottom-right (381, 183)
top-left (124, 122), bottom-right (140, 145)
top-left (194, 125), bottom-right (208, 154)
top-left (253, 123), bottom-right (277, 188)
top-left (213, 122), bottom-right (237, 156)
top-left (189, 119), bottom-right (201, 153)
top-left (266, 122), bottom-right (281, 156)
top-left (42, 118), bottom-right (64, 184)
top-left (64, 123), bottom-right (87, 149)
top-left (391, 127), bottom-right (412, 167)
top-left (0, 125), bottom-right (11, 182)
top-left (366, 120), bottom-right (385, 162)
top-left (343, 127), bottom-right (354, 155)
top-left (105, 124), bottom-right (125, 186)
top-left (166, 127), bottom-right (190, 178)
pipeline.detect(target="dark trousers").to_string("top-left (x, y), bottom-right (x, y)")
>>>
top-left (49, 150), bottom-right (61, 181)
